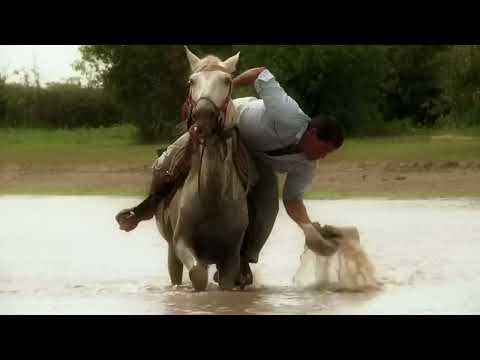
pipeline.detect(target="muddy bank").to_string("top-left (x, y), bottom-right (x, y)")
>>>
top-left (1, 160), bottom-right (480, 196)
top-left (311, 160), bottom-right (480, 196)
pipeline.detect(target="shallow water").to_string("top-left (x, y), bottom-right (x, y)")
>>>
top-left (1, 196), bottom-right (479, 315)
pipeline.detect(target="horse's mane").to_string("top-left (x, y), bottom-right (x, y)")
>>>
top-left (191, 55), bottom-right (230, 74)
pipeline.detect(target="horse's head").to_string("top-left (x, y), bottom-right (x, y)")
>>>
top-left (183, 46), bottom-right (240, 144)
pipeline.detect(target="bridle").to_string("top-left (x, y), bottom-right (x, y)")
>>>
top-left (180, 71), bottom-right (239, 203)
top-left (181, 75), bottom-right (233, 140)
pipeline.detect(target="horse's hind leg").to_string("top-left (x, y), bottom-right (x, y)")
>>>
top-left (175, 240), bottom-right (208, 291)
top-left (217, 255), bottom-right (240, 291)
top-left (168, 242), bottom-right (183, 286)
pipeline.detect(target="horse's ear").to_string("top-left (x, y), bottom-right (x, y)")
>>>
top-left (222, 52), bottom-right (240, 74)
top-left (184, 46), bottom-right (200, 71)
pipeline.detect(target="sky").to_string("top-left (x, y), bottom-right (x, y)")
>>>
top-left (0, 45), bottom-right (82, 85)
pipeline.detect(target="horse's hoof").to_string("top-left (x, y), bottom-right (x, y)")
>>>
top-left (236, 262), bottom-right (253, 288)
top-left (189, 265), bottom-right (208, 292)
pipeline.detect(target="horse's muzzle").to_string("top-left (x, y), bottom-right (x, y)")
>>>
top-left (189, 125), bottom-right (205, 144)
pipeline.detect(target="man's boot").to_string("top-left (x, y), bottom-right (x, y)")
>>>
top-left (213, 261), bottom-right (253, 289)
top-left (116, 172), bottom-right (175, 232)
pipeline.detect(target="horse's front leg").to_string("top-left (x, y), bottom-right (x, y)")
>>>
top-left (174, 233), bottom-right (208, 292)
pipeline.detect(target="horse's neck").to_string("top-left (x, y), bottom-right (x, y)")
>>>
top-left (191, 140), bottom-right (232, 189)
top-left (189, 135), bottom-right (244, 201)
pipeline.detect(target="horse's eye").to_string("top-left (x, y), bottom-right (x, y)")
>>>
top-left (188, 79), bottom-right (195, 86)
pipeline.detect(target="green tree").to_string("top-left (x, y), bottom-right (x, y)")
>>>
top-left (436, 45), bottom-right (480, 127)
top-left (0, 72), bottom-right (7, 124)
top-left (381, 45), bottom-right (450, 126)
top-left (78, 45), bottom-right (197, 141)
top-left (235, 45), bottom-right (390, 135)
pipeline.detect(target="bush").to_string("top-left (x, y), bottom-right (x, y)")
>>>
top-left (0, 82), bottom-right (122, 129)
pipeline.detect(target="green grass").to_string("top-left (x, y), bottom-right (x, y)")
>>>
top-left (327, 127), bottom-right (480, 162)
top-left (0, 125), bottom-right (163, 167)
top-left (2, 125), bottom-right (480, 166)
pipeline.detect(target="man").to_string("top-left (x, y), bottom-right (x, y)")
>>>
top-left (116, 67), bottom-right (344, 285)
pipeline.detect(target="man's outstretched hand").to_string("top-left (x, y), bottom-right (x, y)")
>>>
top-left (300, 222), bottom-right (339, 256)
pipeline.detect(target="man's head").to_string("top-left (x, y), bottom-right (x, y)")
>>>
top-left (300, 115), bottom-right (344, 160)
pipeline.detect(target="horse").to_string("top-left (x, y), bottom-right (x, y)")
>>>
top-left (155, 47), bottom-right (254, 291)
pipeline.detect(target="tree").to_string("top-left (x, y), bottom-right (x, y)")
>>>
top-left (0, 72), bottom-right (7, 124)
top-left (78, 45), bottom-right (194, 141)
top-left (381, 45), bottom-right (450, 126)
top-left (435, 45), bottom-right (480, 127)
top-left (235, 45), bottom-right (390, 135)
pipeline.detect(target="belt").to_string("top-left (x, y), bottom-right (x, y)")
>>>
top-left (265, 144), bottom-right (300, 157)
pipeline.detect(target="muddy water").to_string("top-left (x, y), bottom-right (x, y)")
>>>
top-left (1, 196), bottom-right (479, 315)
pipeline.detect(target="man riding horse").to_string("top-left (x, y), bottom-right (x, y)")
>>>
top-left (116, 47), bottom-right (345, 287)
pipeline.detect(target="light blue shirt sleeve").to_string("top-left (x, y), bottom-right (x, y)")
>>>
top-left (254, 69), bottom-right (290, 112)
top-left (254, 69), bottom-right (310, 147)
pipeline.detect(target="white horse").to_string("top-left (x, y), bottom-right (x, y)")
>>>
top-left (156, 47), bottom-right (254, 291)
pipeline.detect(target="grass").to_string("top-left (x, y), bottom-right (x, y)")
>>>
top-left (2, 125), bottom-right (479, 167)
top-left (327, 127), bottom-right (480, 162)
top-left (0, 125), bottom-right (164, 167)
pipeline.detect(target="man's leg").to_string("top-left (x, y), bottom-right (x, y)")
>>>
top-left (214, 155), bottom-right (279, 286)
top-left (116, 133), bottom-right (191, 232)
top-left (240, 155), bottom-right (279, 266)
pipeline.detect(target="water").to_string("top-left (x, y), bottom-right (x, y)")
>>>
top-left (1, 196), bottom-right (479, 315)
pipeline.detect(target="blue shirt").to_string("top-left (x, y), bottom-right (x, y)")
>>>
top-left (234, 69), bottom-right (317, 200)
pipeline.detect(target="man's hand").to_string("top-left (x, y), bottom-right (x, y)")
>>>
top-left (232, 67), bottom-right (266, 89)
top-left (283, 200), bottom-right (339, 255)
top-left (300, 223), bottom-right (338, 257)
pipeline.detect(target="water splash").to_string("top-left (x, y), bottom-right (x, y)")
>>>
top-left (293, 226), bottom-right (382, 292)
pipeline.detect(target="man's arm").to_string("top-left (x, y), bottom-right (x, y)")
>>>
top-left (283, 170), bottom-right (338, 255)
top-left (233, 67), bottom-right (266, 89)
top-left (234, 67), bottom-right (302, 119)
top-left (284, 199), bottom-right (311, 225)
top-left (283, 167), bottom-right (316, 226)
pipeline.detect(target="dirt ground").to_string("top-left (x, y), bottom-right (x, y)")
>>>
top-left (310, 160), bottom-right (480, 196)
top-left (2, 160), bottom-right (480, 197)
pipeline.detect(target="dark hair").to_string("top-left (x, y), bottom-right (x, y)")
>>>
top-left (308, 115), bottom-right (344, 149)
